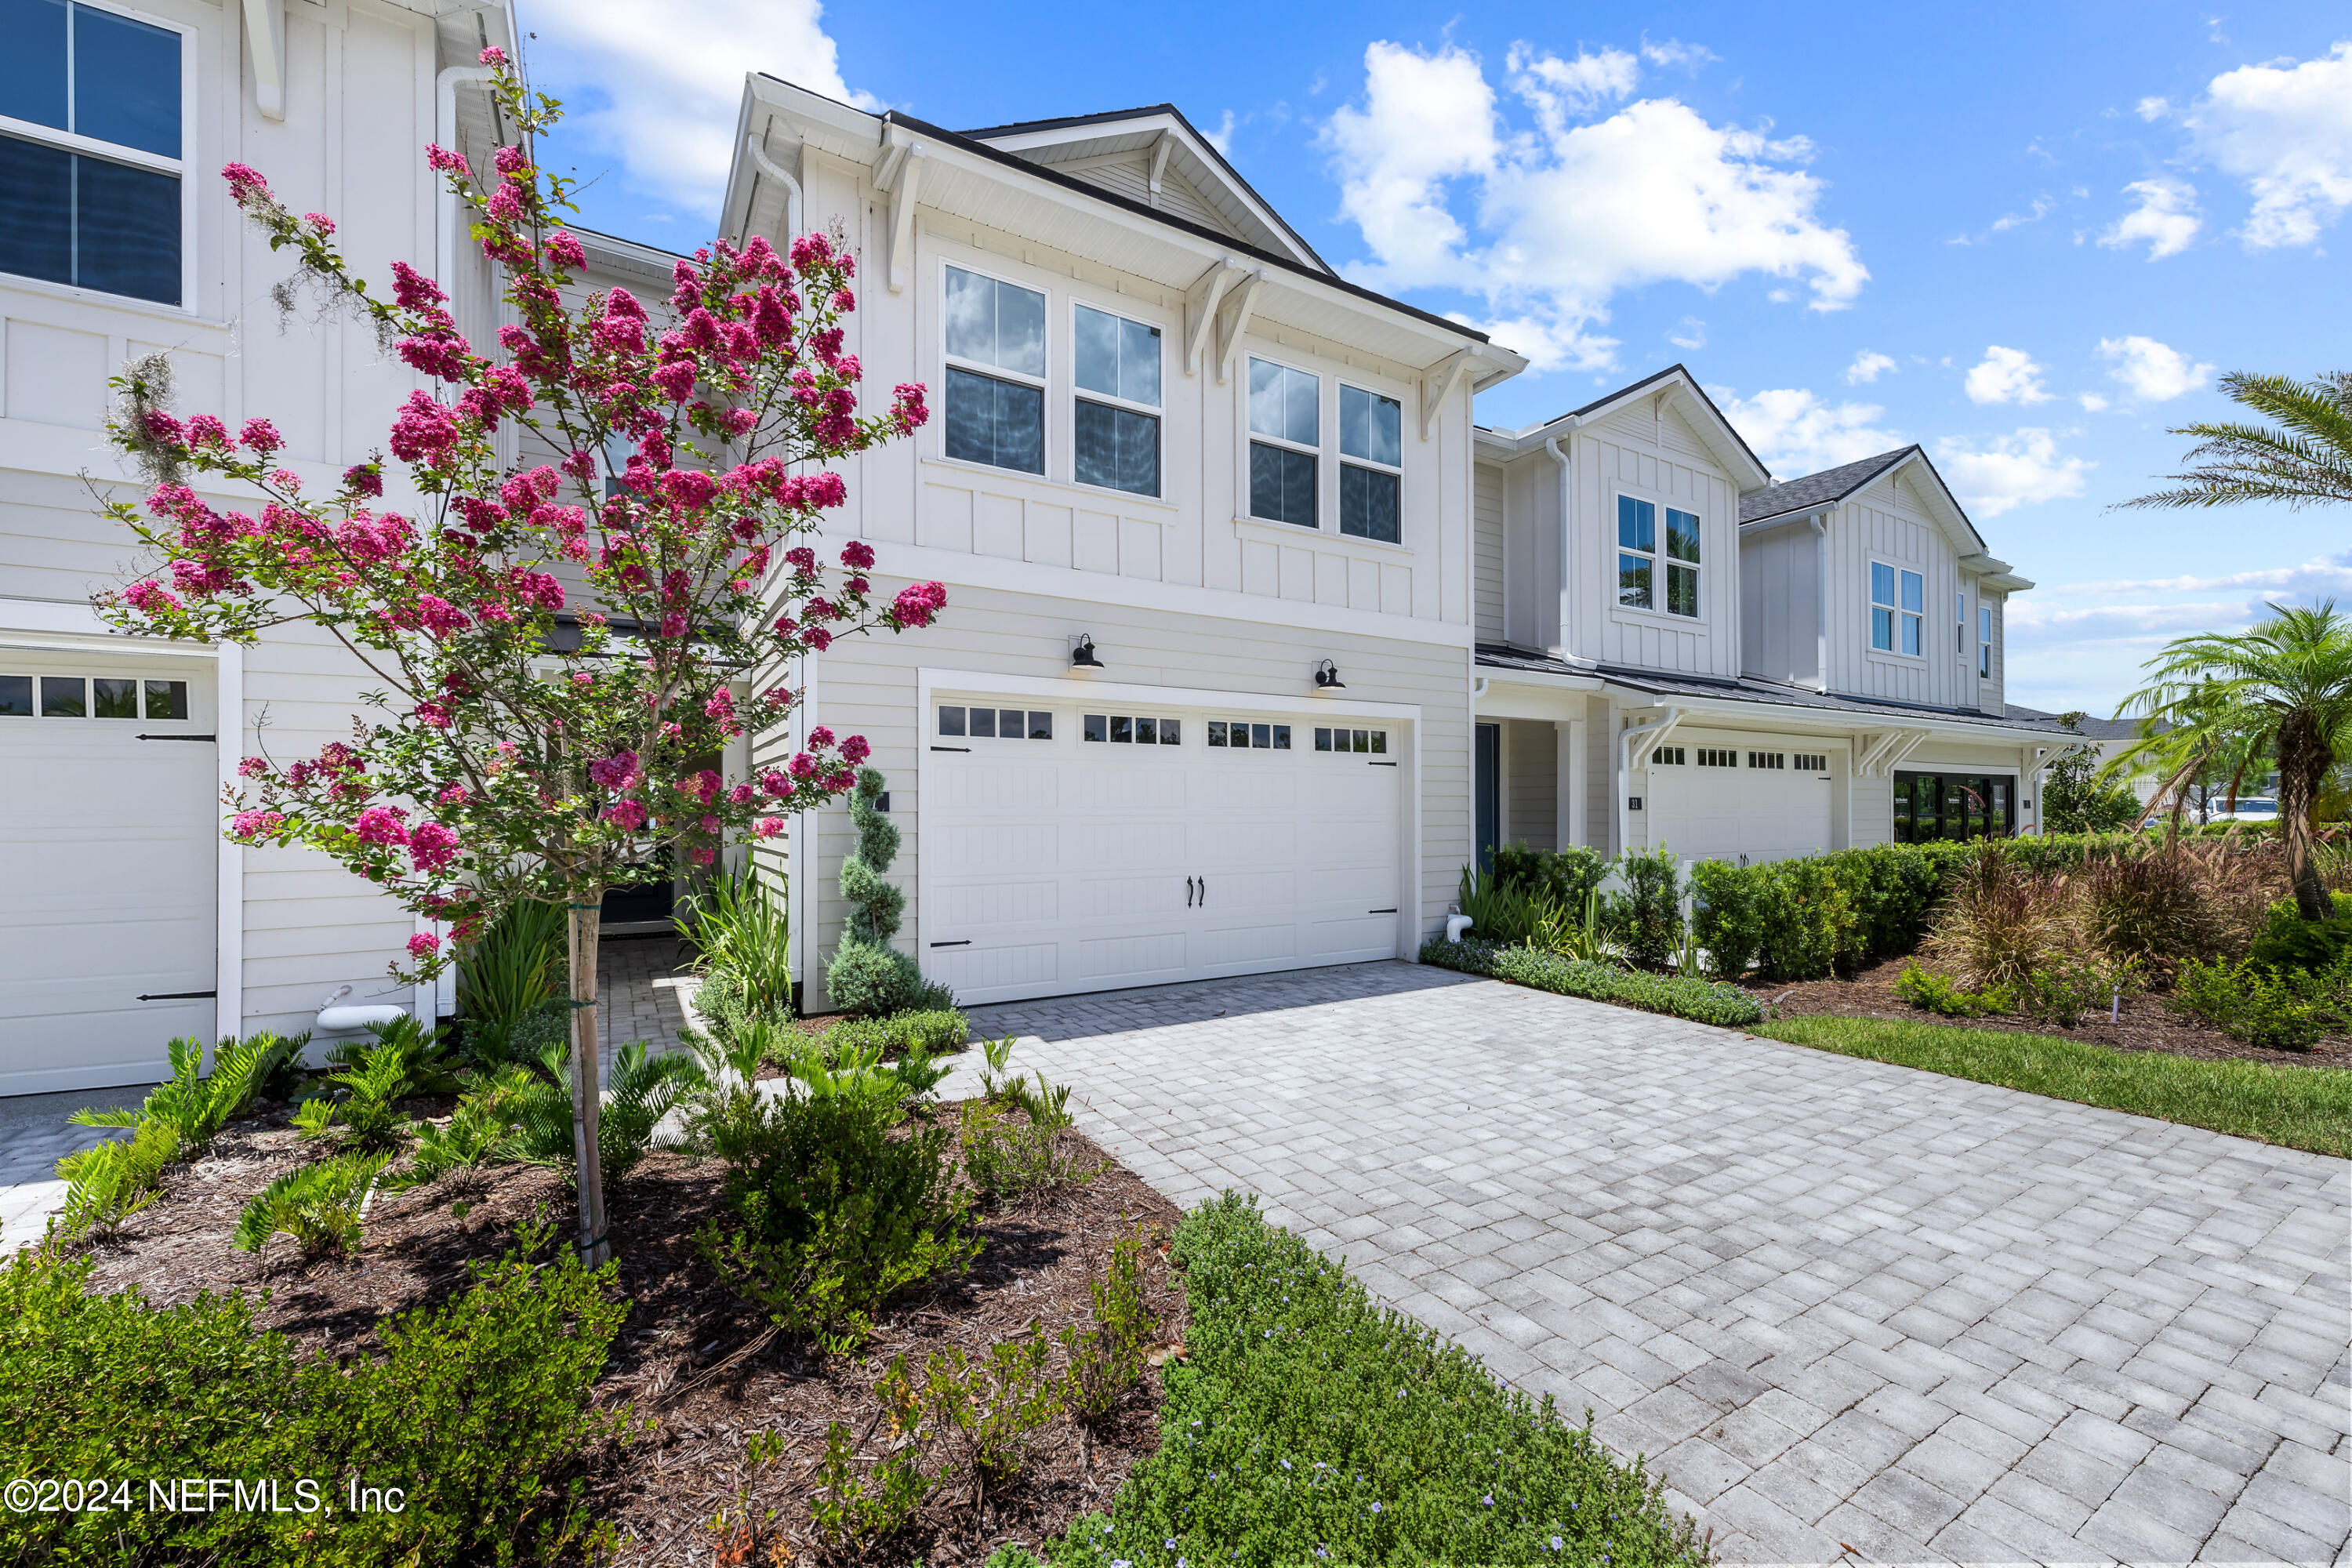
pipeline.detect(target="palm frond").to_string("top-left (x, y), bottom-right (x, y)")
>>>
top-left (2112, 370), bottom-right (2352, 511)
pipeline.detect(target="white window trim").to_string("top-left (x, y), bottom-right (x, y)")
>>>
top-left (1069, 296), bottom-right (1165, 502)
top-left (1868, 557), bottom-right (1926, 661)
top-left (1979, 604), bottom-right (1994, 681)
top-left (1243, 350), bottom-right (1323, 530)
top-left (1610, 490), bottom-right (1703, 622)
top-left (1336, 380), bottom-right (1404, 543)
top-left (0, 0), bottom-right (198, 314)
top-left (938, 258), bottom-right (1049, 477)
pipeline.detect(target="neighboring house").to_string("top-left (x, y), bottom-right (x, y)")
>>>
top-left (2003, 706), bottom-right (2166, 808)
top-left (1470, 381), bottom-right (2082, 871)
top-left (0, 0), bottom-right (518, 1093)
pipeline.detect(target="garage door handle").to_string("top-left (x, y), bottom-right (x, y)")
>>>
top-left (137, 733), bottom-right (217, 742)
top-left (927, 940), bottom-right (971, 949)
top-left (930, 745), bottom-right (971, 753)
top-left (1368, 908), bottom-right (1398, 915)
top-left (136, 989), bottom-right (216, 1001)
top-left (1369, 760), bottom-right (1396, 767)
top-left (1198, 876), bottom-right (1206, 907)
top-left (1185, 876), bottom-right (1195, 907)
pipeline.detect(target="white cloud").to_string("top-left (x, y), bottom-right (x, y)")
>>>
top-left (2053, 550), bottom-right (2352, 597)
top-left (1668, 317), bottom-right (1707, 350)
top-left (2099, 176), bottom-right (2202, 258)
top-left (2136, 96), bottom-right (2172, 122)
top-left (1206, 111), bottom-right (1236, 156)
top-left (1641, 38), bottom-right (1719, 71)
top-left (1323, 41), bottom-right (1867, 374)
top-left (1846, 350), bottom-right (1896, 384)
top-left (1933, 428), bottom-right (2092, 516)
top-left (1990, 195), bottom-right (2056, 233)
top-left (1715, 387), bottom-right (1904, 477)
top-left (2078, 392), bottom-right (2111, 412)
top-left (2096, 335), bottom-right (2216, 401)
top-left (1964, 345), bottom-right (2054, 406)
top-left (2186, 42), bottom-right (2352, 248)
top-left (531, 0), bottom-right (873, 215)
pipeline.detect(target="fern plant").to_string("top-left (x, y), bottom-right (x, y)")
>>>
top-left (387, 1068), bottom-right (537, 1193)
top-left (55, 1120), bottom-right (182, 1242)
top-left (503, 1039), bottom-right (706, 1181)
top-left (232, 1150), bottom-right (393, 1256)
top-left (69, 1032), bottom-right (302, 1156)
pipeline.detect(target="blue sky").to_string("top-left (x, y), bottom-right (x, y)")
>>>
top-left (514, 1), bottom-right (2351, 715)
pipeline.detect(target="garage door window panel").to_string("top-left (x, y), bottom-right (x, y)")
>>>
top-left (940, 704), bottom-right (1051, 741)
top-left (0, 0), bottom-right (184, 307)
top-left (943, 265), bottom-right (1046, 475)
top-left (1084, 713), bottom-right (1181, 745)
top-left (1248, 358), bottom-right (1319, 528)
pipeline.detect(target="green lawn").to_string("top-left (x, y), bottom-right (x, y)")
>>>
top-left (1756, 1014), bottom-right (2352, 1158)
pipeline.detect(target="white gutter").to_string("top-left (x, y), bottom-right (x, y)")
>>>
top-left (435, 65), bottom-right (497, 297)
top-left (743, 129), bottom-right (804, 242)
top-left (1615, 706), bottom-right (1682, 858)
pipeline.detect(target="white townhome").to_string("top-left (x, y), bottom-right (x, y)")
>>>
top-left (0, 0), bottom-right (520, 1093)
top-left (1468, 369), bottom-right (2075, 871)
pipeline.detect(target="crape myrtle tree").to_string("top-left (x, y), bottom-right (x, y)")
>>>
top-left (94, 51), bottom-right (946, 1263)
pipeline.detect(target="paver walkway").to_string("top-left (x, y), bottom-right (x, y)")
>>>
top-left (943, 961), bottom-right (2352, 1565)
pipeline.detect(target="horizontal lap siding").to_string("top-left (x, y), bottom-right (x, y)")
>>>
top-left (1474, 464), bottom-right (1504, 642)
top-left (1505, 718), bottom-right (1556, 851)
top-left (798, 578), bottom-right (1469, 1010)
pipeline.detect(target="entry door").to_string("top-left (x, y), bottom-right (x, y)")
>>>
top-left (0, 650), bottom-right (216, 1094)
top-left (920, 699), bottom-right (1404, 1005)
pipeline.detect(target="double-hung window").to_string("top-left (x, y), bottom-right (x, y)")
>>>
top-left (1, 0), bottom-right (183, 306)
top-left (1871, 562), bottom-right (1923, 655)
top-left (942, 264), bottom-right (1045, 474)
top-left (1338, 384), bottom-right (1401, 542)
top-left (1617, 497), bottom-right (1700, 616)
top-left (1073, 303), bottom-right (1160, 498)
top-left (1979, 606), bottom-right (1993, 678)
top-left (1247, 357), bottom-right (1318, 527)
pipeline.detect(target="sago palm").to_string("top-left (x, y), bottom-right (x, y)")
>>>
top-left (2114, 371), bottom-right (2352, 511)
top-left (2113, 603), bottom-right (2352, 920)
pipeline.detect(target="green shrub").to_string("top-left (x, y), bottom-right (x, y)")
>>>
top-left (0, 1224), bottom-right (626, 1566)
top-left (499, 1039), bottom-right (704, 1182)
top-left (300, 1037), bottom-right (425, 1150)
top-left (456, 898), bottom-right (567, 1032)
top-left (1421, 937), bottom-right (1763, 1029)
top-left (880, 1322), bottom-right (1064, 1496)
top-left (1059, 1227), bottom-right (1159, 1421)
top-left (1456, 863), bottom-right (1560, 948)
top-left (2010, 958), bottom-right (2136, 1029)
top-left (825, 938), bottom-right (932, 1018)
top-left (960, 1079), bottom-right (1102, 1202)
top-left (462, 995), bottom-right (570, 1068)
top-left (1893, 960), bottom-right (2011, 1018)
top-left (678, 870), bottom-right (792, 1015)
top-left (696, 1086), bottom-right (978, 1350)
top-left (2247, 893), bottom-right (2352, 973)
top-left (70, 1033), bottom-right (299, 1156)
top-left (2078, 850), bottom-right (2224, 975)
top-left (389, 1071), bottom-right (535, 1192)
top-left (55, 1119), bottom-right (181, 1242)
top-left (808, 1417), bottom-right (927, 1553)
top-left (1025, 1194), bottom-right (1709, 1568)
top-left (1608, 845), bottom-right (1685, 968)
top-left (829, 767), bottom-right (957, 1015)
top-left (1754, 855), bottom-right (1855, 982)
top-left (2170, 959), bottom-right (2334, 1050)
top-left (232, 1150), bottom-right (394, 1257)
top-left (1493, 841), bottom-right (1610, 909)
top-left (818, 1007), bottom-right (971, 1058)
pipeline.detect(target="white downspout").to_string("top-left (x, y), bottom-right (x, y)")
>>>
top-left (435, 65), bottom-right (496, 296)
top-left (1616, 705), bottom-right (1681, 860)
top-left (1541, 434), bottom-right (1595, 669)
top-left (1809, 513), bottom-right (1831, 693)
top-left (743, 132), bottom-right (805, 243)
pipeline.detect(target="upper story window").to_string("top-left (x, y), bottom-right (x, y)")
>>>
top-left (1871, 561), bottom-right (1924, 655)
top-left (1616, 496), bottom-right (1700, 617)
top-left (1955, 591), bottom-right (1967, 654)
top-left (0, 0), bottom-right (183, 306)
top-left (1338, 385), bottom-right (1401, 543)
top-left (942, 264), bottom-right (1045, 475)
top-left (1073, 303), bottom-right (1160, 499)
top-left (1247, 357), bottom-right (1318, 528)
top-left (1979, 606), bottom-right (1993, 678)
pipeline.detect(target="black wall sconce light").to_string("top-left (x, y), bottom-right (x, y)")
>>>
top-left (1313, 659), bottom-right (1345, 690)
top-left (1070, 634), bottom-right (1106, 669)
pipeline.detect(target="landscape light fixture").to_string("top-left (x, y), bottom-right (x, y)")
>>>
top-left (1070, 634), bottom-right (1106, 669)
top-left (1313, 659), bottom-right (1345, 690)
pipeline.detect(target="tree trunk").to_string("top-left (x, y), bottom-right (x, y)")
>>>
top-left (2278, 717), bottom-right (2332, 922)
top-left (568, 895), bottom-right (611, 1266)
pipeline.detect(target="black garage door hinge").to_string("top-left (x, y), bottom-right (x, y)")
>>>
top-left (136, 989), bottom-right (216, 1001)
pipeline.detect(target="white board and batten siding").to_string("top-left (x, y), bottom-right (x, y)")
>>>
top-left (794, 583), bottom-right (1470, 1011)
top-left (1566, 402), bottom-right (1743, 679)
top-left (1821, 471), bottom-right (1991, 713)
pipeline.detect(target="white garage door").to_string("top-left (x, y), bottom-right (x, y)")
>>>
top-left (920, 697), bottom-right (1405, 1005)
top-left (1644, 743), bottom-right (1832, 865)
top-left (0, 650), bottom-right (216, 1095)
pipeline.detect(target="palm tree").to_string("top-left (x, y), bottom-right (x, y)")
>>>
top-left (2113, 604), bottom-right (2352, 920)
top-left (2113, 371), bottom-right (2352, 511)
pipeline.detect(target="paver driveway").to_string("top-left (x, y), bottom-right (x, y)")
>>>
top-left (944, 961), bottom-right (2352, 1566)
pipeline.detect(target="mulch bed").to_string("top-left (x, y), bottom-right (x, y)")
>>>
top-left (78, 1102), bottom-right (1185, 1566)
top-left (1757, 956), bottom-right (2352, 1069)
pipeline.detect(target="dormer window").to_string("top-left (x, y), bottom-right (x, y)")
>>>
top-left (1338, 385), bottom-right (1402, 543)
top-left (1248, 357), bottom-right (1318, 528)
top-left (1617, 496), bottom-right (1700, 617)
top-left (942, 264), bottom-right (1046, 474)
top-left (1871, 561), bottom-right (1924, 655)
top-left (1073, 303), bottom-right (1160, 498)
top-left (0, 0), bottom-right (183, 306)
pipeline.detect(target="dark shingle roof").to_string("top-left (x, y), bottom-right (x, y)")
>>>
top-left (1538, 365), bottom-right (1770, 482)
top-left (1738, 447), bottom-right (1918, 526)
top-left (2003, 705), bottom-right (2148, 742)
top-left (1476, 644), bottom-right (2077, 733)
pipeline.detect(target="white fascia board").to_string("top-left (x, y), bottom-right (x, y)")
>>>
top-left (737, 82), bottom-right (1498, 375)
top-left (1884, 449), bottom-right (1991, 559)
top-left (1597, 687), bottom-right (2065, 742)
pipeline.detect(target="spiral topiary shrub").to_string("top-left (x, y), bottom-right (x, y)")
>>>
top-left (826, 767), bottom-right (944, 1015)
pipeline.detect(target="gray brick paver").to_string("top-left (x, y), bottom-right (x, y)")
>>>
top-left (940, 962), bottom-right (2352, 1565)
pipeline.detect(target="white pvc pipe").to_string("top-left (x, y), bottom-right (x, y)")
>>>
top-left (1445, 913), bottom-right (1474, 944)
top-left (434, 66), bottom-right (497, 297)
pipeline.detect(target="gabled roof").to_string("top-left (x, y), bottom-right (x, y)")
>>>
top-left (957, 104), bottom-right (1327, 274)
top-left (2003, 706), bottom-right (2150, 742)
top-left (1737, 448), bottom-right (1912, 526)
top-left (1737, 445), bottom-right (2030, 590)
top-left (1476, 364), bottom-right (1772, 492)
